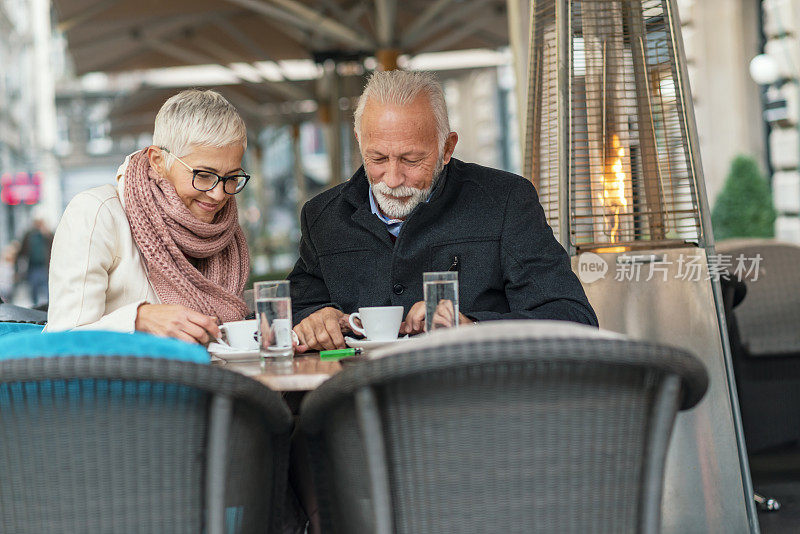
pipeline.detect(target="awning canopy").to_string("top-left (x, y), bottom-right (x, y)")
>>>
top-left (53, 0), bottom-right (510, 75)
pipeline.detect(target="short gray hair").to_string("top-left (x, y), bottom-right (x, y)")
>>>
top-left (152, 89), bottom-right (247, 169)
top-left (353, 70), bottom-right (450, 150)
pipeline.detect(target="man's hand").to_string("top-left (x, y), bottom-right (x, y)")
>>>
top-left (431, 299), bottom-right (456, 329)
top-left (400, 301), bottom-right (426, 335)
top-left (293, 307), bottom-right (350, 352)
top-left (401, 300), bottom-right (474, 334)
top-left (135, 304), bottom-right (220, 345)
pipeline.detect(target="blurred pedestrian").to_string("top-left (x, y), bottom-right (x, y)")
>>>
top-left (16, 218), bottom-right (53, 306)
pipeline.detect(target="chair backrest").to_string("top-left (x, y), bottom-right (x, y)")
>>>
top-left (299, 321), bottom-right (708, 534)
top-left (717, 239), bottom-right (800, 356)
top-left (0, 303), bottom-right (47, 323)
top-left (0, 332), bottom-right (293, 534)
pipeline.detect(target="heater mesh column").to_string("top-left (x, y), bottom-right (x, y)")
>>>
top-left (526, 0), bottom-right (703, 251)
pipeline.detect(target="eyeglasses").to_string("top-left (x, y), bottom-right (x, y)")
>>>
top-left (161, 147), bottom-right (250, 195)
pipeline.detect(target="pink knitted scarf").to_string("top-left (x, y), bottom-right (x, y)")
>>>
top-left (123, 149), bottom-right (250, 322)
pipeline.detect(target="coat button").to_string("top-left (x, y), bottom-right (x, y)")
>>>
top-left (393, 283), bottom-right (405, 295)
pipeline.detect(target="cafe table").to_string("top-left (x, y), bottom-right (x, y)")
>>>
top-left (212, 352), bottom-right (344, 532)
top-left (211, 354), bottom-right (343, 392)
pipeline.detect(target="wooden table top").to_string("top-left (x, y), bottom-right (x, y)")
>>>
top-left (212, 355), bottom-right (343, 392)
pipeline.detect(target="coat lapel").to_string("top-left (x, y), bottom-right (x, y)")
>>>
top-left (351, 203), bottom-right (394, 249)
top-left (344, 167), bottom-right (394, 249)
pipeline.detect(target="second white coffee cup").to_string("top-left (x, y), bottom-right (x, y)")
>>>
top-left (348, 306), bottom-right (404, 341)
top-left (219, 319), bottom-right (259, 350)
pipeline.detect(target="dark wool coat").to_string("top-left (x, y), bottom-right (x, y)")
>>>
top-left (288, 158), bottom-right (598, 326)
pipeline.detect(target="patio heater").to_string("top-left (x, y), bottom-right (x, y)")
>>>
top-left (525, 1), bottom-right (758, 532)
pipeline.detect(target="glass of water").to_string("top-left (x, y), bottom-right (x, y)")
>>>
top-left (423, 271), bottom-right (459, 332)
top-left (254, 280), bottom-right (293, 360)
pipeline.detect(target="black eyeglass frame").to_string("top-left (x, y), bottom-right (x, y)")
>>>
top-left (160, 147), bottom-right (251, 195)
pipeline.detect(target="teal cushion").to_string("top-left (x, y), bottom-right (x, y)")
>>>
top-left (0, 331), bottom-right (209, 409)
top-left (0, 330), bottom-right (209, 364)
top-left (0, 322), bottom-right (45, 337)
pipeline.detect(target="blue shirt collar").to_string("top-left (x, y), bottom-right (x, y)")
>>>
top-left (368, 188), bottom-right (405, 237)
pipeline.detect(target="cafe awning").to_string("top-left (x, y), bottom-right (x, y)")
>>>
top-left (52, 0), bottom-right (511, 75)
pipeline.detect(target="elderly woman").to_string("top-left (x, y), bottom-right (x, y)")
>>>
top-left (46, 90), bottom-right (251, 344)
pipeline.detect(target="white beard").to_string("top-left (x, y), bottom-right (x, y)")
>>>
top-left (371, 182), bottom-right (431, 219)
top-left (367, 153), bottom-right (445, 220)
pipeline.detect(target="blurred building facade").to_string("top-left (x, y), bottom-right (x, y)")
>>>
top-left (760, 0), bottom-right (800, 242)
top-left (54, 81), bottom-right (146, 208)
top-left (0, 0), bottom-right (62, 250)
top-left (679, 0), bottom-right (800, 243)
top-left (677, 0), bottom-right (766, 217)
top-left (446, 65), bottom-right (520, 175)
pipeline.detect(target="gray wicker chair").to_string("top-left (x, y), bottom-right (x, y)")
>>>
top-left (716, 239), bottom-right (800, 357)
top-left (0, 356), bottom-right (294, 534)
top-left (0, 302), bottom-right (47, 323)
top-left (299, 321), bottom-right (708, 534)
top-left (717, 239), bottom-right (800, 452)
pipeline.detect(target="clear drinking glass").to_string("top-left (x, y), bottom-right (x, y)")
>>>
top-left (254, 280), bottom-right (293, 360)
top-left (423, 271), bottom-right (459, 332)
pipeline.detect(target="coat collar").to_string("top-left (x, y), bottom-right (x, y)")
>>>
top-left (344, 168), bottom-right (393, 247)
top-left (115, 150), bottom-right (142, 210)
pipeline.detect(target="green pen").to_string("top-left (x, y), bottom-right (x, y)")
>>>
top-left (319, 348), bottom-right (363, 360)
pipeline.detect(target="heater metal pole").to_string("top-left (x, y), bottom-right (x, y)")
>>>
top-left (664, 0), bottom-right (760, 531)
top-left (556, 0), bottom-right (572, 253)
top-left (508, 0), bottom-right (529, 165)
top-left (623, 0), bottom-right (667, 241)
top-left (524, 1), bottom-right (545, 189)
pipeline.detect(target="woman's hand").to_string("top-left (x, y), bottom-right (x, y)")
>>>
top-left (135, 303), bottom-right (220, 344)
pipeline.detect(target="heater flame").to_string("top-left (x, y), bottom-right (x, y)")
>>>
top-left (596, 134), bottom-right (628, 243)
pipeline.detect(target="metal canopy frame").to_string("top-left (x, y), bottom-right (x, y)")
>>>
top-left (52, 0), bottom-right (510, 143)
top-left (54, 0), bottom-right (510, 75)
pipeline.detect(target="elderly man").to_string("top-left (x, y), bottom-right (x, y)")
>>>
top-left (289, 70), bottom-right (597, 351)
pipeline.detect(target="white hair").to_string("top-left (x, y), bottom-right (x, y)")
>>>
top-left (353, 70), bottom-right (450, 151)
top-left (152, 89), bottom-right (247, 169)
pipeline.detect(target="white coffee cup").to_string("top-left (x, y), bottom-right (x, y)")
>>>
top-left (348, 306), bottom-right (404, 341)
top-left (219, 319), bottom-right (258, 350)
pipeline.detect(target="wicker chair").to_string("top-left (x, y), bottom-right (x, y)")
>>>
top-left (717, 239), bottom-right (800, 452)
top-left (0, 302), bottom-right (47, 323)
top-left (0, 332), bottom-right (294, 534)
top-left (299, 321), bottom-right (708, 534)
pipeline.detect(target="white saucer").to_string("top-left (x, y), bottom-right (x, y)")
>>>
top-left (344, 336), bottom-right (410, 350)
top-left (208, 342), bottom-right (261, 362)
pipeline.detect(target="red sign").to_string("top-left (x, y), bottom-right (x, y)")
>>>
top-left (1, 172), bottom-right (42, 205)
